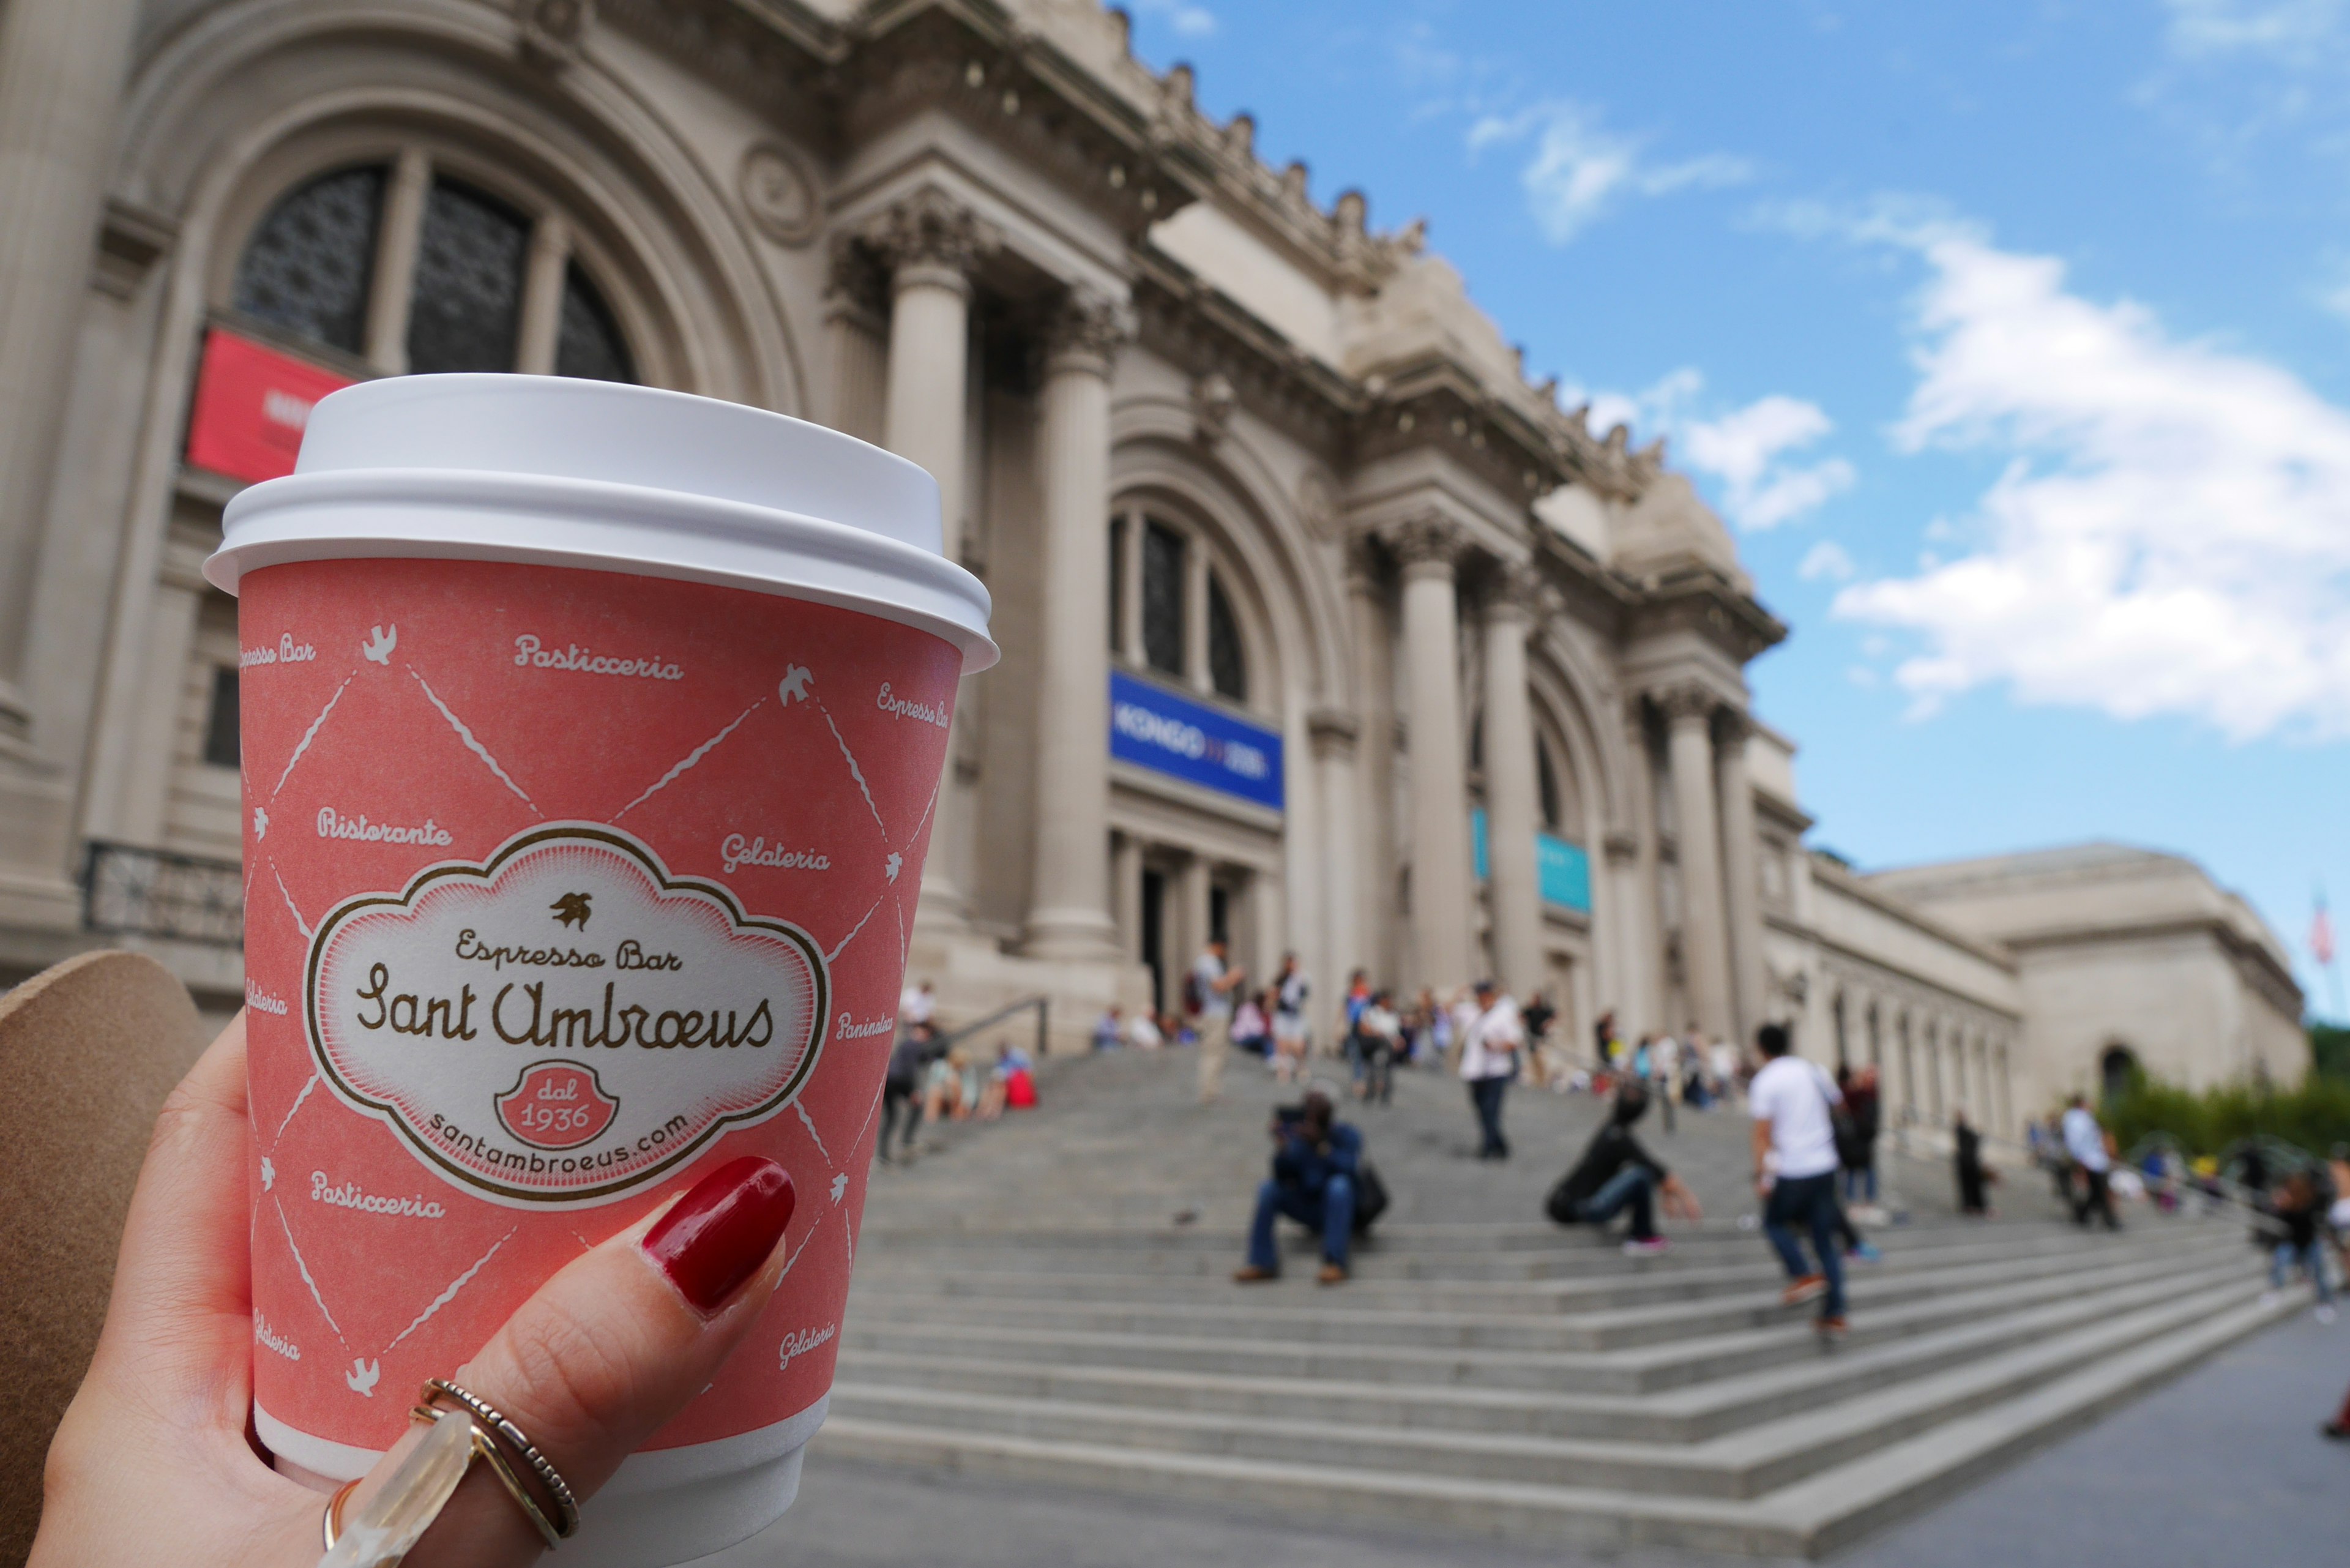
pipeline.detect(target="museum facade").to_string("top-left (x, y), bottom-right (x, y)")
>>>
top-left (0, 0), bottom-right (2305, 1132)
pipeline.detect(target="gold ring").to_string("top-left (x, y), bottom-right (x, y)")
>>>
top-left (319, 1477), bottom-right (362, 1551)
top-left (413, 1379), bottom-right (581, 1547)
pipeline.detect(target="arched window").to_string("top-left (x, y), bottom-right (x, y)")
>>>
top-left (1140, 520), bottom-right (1186, 677)
top-left (229, 157), bottom-right (634, 383)
top-left (1206, 572), bottom-right (1246, 701)
top-left (1113, 508), bottom-right (1258, 709)
top-left (230, 166), bottom-right (385, 355)
top-left (2100, 1043), bottom-right (2139, 1107)
top-left (406, 177), bottom-right (528, 374)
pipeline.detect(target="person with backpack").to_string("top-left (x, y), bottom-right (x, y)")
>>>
top-left (1546, 1081), bottom-right (1703, 1254)
top-left (1749, 1023), bottom-right (1849, 1338)
top-left (1234, 1089), bottom-right (1366, 1285)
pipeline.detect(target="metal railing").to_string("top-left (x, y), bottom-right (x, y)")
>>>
top-left (933, 995), bottom-right (1050, 1059)
top-left (81, 840), bottom-right (244, 947)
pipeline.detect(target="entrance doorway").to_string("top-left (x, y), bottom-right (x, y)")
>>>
top-left (1140, 867), bottom-right (1167, 1014)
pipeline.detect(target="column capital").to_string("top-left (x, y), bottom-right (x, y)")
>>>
top-left (1655, 682), bottom-right (1718, 726)
top-left (1043, 285), bottom-right (1135, 377)
top-left (1382, 513), bottom-right (1467, 580)
top-left (1483, 559), bottom-right (1549, 625)
top-left (1715, 706), bottom-right (1755, 747)
top-left (861, 185), bottom-right (999, 292)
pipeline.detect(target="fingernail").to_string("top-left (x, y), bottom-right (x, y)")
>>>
top-left (640, 1156), bottom-right (796, 1315)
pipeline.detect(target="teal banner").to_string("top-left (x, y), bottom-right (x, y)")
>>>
top-left (1471, 808), bottom-right (1592, 914)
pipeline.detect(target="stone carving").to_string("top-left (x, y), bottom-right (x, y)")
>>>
top-left (1043, 286), bottom-right (1134, 371)
top-left (517, 0), bottom-right (592, 65)
top-left (860, 186), bottom-right (999, 280)
top-left (1190, 371), bottom-right (1236, 446)
top-left (738, 143), bottom-right (818, 247)
top-left (1296, 469), bottom-right (1338, 539)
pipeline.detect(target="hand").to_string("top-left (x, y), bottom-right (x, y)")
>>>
top-left (1660, 1175), bottom-right (1704, 1223)
top-left (31, 1015), bottom-right (794, 1568)
top-left (1753, 1172), bottom-right (1774, 1198)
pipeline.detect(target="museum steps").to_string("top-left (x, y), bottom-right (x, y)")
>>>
top-left (818, 1050), bottom-right (2294, 1557)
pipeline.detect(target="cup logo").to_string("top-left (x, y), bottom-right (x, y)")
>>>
top-left (305, 824), bottom-right (828, 1206)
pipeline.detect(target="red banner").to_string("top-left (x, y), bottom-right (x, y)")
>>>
top-left (185, 327), bottom-right (357, 485)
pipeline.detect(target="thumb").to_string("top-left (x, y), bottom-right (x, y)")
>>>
top-left (395, 1156), bottom-right (796, 1568)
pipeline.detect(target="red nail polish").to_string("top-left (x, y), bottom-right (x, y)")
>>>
top-left (640, 1156), bottom-right (796, 1315)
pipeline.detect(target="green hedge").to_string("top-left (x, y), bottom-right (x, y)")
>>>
top-left (2104, 1071), bottom-right (2350, 1159)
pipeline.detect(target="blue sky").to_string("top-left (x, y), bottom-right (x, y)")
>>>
top-left (1121, 0), bottom-right (2350, 1018)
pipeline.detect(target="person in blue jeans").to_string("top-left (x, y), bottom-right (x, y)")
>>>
top-left (1545, 1083), bottom-right (1703, 1254)
top-left (1748, 1023), bottom-right (1849, 1336)
top-left (1234, 1089), bottom-right (1360, 1285)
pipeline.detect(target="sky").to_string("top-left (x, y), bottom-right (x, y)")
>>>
top-left (1119, 0), bottom-right (2350, 1019)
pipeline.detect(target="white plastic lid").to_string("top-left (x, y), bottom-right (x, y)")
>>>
top-left (206, 375), bottom-right (997, 672)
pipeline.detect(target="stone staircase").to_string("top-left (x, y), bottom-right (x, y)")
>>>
top-left (818, 1048), bottom-right (2294, 1558)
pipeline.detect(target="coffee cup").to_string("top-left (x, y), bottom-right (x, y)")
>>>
top-left (206, 374), bottom-right (994, 1566)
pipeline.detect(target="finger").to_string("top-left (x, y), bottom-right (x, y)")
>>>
top-left (406, 1155), bottom-right (797, 1568)
top-left (83, 1014), bottom-right (256, 1423)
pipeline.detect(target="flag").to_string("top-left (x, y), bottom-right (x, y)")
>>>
top-left (2314, 894), bottom-right (2336, 967)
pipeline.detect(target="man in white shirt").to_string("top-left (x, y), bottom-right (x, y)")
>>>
top-left (898, 980), bottom-right (935, 1030)
top-left (2061, 1094), bottom-right (2121, 1231)
top-left (1457, 980), bottom-right (1523, 1160)
top-left (1748, 1023), bottom-right (1848, 1334)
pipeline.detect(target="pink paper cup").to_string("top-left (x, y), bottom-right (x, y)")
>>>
top-left (206, 376), bottom-right (994, 1567)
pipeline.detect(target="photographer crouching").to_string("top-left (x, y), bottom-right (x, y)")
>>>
top-left (1234, 1089), bottom-right (1365, 1286)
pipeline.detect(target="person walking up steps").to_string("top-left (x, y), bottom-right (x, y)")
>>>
top-left (1750, 1023), bottom-right (1849, 1338)
top-left (1234, 1089), bottom-right (1362, 1285)
top-left (2062, 1092), bottom-right (2121, 1230)
top-left (1458, 979), bottom-right (1523, 1160)
top-left (1192, 938), bottom-right (1246, 1103)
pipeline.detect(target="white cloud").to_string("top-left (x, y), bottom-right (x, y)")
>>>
top-left (2163, 0), bottom-right (2345, 59)
top-left (1800, 541), bottom-right (1857, 582)
top-left (1131, 0), bottom-right (1217, 40)
top-left (1564, 368), bottom-right (1853, 531)
top-left (1469, 101), bottom-right (1750, 244)
top-left (1829, 214), bottom-right (2350, 740)
top-left (1680, 397), bottom-right (1858, 529)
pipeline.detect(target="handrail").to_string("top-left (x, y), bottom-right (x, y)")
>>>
top-left (932, 995), bottom-right (1050, 1059)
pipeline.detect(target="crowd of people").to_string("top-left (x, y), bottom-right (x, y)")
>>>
top-left (874, 980), bottom-right (1040, 1164)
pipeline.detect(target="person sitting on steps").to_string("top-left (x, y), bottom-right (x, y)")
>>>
top-left (1235, 1089), bottom-right (1362, 1286)
top-left (1545, 1081), bottom-right (1703, 1255)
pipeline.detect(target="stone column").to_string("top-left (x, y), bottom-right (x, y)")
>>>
top-left (1661, 686), bottom-right (1735, 1042)
top-left (1343, 540), bottom-right (1397, 982)
top-left (514, 213), bottom-right (570, 376)
top-left (1480, 565), bottom-right (1545, 1000)
top-left (1612, 700), bottom-right (1665, 1038)
top-left (1389, 518), bottom-right (1475, 993)
top-left (0, 0), bottom-right (142, 735)
top-left (1310, 708), bottom-right (1361, 1034)
top-left (870, 189), bottom-right (996, 933)
top-left (1714, 711), bottom-right (1767, 1043)
top-left (1021, 287), bottom-right (1128, 961)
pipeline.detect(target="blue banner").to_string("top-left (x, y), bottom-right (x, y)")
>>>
top-left (1472, 808), bottom-right (1593, 914)
top-left (1110, 670), bottom-right (1284, 812)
